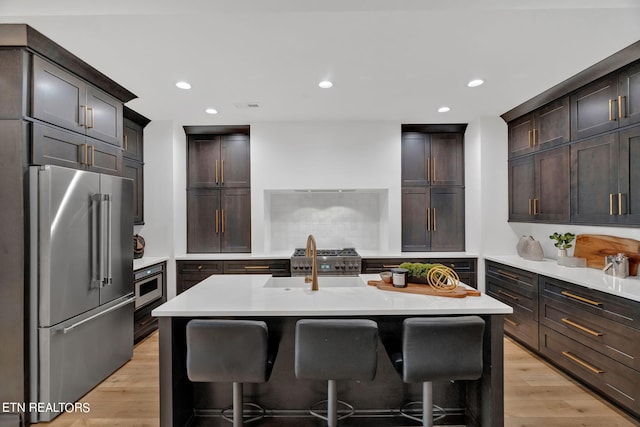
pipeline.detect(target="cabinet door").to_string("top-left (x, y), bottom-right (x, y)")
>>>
top-left (401, 187), bottom-right (430, 251)
top-left (32, 123), bottom-right (85, 169)
top-left (220, 134), bottom-right (250, 187)
top-left (32, 55), bottom-right (86, 132)
top-left (187, 189), bottom-right (221, 252)
top-left (430, 187), bottom-right (465, 252)
top-left (123, 159), bottom-right (144, 224)
top-left (508, 113), bottom-right (535, 157)
top-left (87, 138), bottom-right (123, 176)
top-left (570, 133), bottom-right (619, 224)
top-left (535, 146), bottom-right (569, 222)
top-left (570, 74), bottom-right (619, 140)
top-left (123, 117), bottom-right (143, 161)
top-left (220, 188), bottom-right (251, 253)
top-left (85, 86), bottom-right (122, 146)
top-left (430, 133), bottom-right (463, 185)
top-left (534, 97), bottom-right (570, 149)
top-left (508, 157), bottom-right (535, 222)
top-left (188, 136), bottom-right (221, 187)
top-left (401, 132), bottom-right (429, 186)
top-left (619, 125), bottom-right (640, 224)
top-left (619, 61), bottom-right (640, 128)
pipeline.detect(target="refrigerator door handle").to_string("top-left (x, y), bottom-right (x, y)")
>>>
top-left (61, 296), bottom-right (135, 334)
top-left (105, 193), bottom-right (113, 286)
top-left (91, 194), bottom-right (102, 288)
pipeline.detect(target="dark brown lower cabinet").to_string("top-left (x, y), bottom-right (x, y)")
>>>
top-left (176, 261), bottom-right (224, 294)
top-left (223, 259), bottom-right (290, 276)
top-left (187, 188), bottom-right (251, 253)
top-left (401, 187), bottom-right (464, 252)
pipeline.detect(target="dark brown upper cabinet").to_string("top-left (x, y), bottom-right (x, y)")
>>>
top-left (32, 55), bottom-right (123, 147)
top-left (509, 97), bottom-right (570, 158)
top-left (401, 131), bottom-right (463, 186)
top-left (122, 107), bottom-right (150, 224)
top-left (571, 61), bottom-right (640, 140)
top-left (187, 134), bottom-right (250, 188)
top-left (509, 146), bottom-right (569, 223)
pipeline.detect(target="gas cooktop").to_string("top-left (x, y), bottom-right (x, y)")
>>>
top-left (292, 247), bottom-right (359, 257)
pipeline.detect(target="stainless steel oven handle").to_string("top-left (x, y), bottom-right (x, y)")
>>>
top-left (62, 296), bottom-right (135, 334)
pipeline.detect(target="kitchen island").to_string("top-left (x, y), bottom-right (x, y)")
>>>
top-left (152, 274), bottom-right (512, 427)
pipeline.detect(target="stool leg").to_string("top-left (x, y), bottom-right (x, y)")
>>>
top-left (422, 381), bottom-right (433, 427)
top-left (233, 382), bottom-right (243, 427)
top-left (327, 379), bottom-right (337, 427)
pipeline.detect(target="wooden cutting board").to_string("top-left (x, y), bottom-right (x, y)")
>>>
top-left (367, 280), bottom-right (481, 298)
top-left (573, 234), bottom-right (640, 275)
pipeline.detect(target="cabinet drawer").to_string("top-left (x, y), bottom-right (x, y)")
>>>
top-left (134, 298), bottom-right (164, 343)
top-left (178, 261), bottom-right (224, 274)
top-left (486, 261), bottom-right (537, 288)
top-left (486, 275), bottom-right (536, 313)
top-left (223, 259), bottom-right (290, 276)
top-left (540, 325), bottom-right (640, 416)
top-left (432, 258), bottom-right (476, 272)
top-left (361, 258), bottom-right (427, 273)
top-left (540, 294), bottom-right (640, 371)
top-left (540, 276), bottom-right (640, 330)
top-left (487, 279), bottom-right (538, 349)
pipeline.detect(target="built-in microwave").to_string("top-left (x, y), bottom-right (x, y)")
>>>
top-left (134, 263), bottom-right (164, 309)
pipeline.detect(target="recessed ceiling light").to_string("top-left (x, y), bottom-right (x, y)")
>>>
top-left (318, 80), bottom-right (333, 89)
top-left (467, 79), bottom-right (484, 88)
top-left (438, 106), bottom-right (451, 113)
top-left (205, 108), bottom-right (218, 115)
top-left (176, 81), bottom-right (191, 90)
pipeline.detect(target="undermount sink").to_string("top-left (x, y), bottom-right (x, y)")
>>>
top-left (264, 276), bottom-right (366, 288)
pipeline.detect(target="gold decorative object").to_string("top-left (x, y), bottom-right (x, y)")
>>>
top-left (426, 265), bottom-right (459, 292)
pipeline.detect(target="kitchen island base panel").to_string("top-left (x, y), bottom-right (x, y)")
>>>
top-left (158, 315), bottom-right (504, 427)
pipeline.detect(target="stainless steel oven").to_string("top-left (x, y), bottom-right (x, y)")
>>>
top-left (134, 263), bottom-right (164, 309)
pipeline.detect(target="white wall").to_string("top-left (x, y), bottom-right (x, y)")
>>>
top-left (249, 121), bottom-right (402, 253)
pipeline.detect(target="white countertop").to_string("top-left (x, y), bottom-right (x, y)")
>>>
top-left (175, 251), bottom-right (479, 260)
top-left (152, 274), bottom-right (512, 317)
top-left (133, 256), bottom-right (170, 271)
top-left (485, 255), bottom-right (640, 303)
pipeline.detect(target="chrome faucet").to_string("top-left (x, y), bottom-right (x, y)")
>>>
top-left (304, 234), bottom-right (319, 291)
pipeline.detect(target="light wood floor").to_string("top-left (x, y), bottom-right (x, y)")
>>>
top-left (42, 333), bottom-right (639, 427)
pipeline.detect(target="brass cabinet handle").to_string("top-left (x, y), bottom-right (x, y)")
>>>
top-left (221, 159), bottom-right (225, 184)
top-left (124, 134), bottom-right (128, 151)
top-left (505, 318), bottom-right (519, 327)
top-left (432, 159), bottom-right (436, 182)
top-left (215, 160), bottom-right (219, 184)
top-left (197, 265), bottom-right (203, 271)
top-left (561, 291), bottom-right (603, 307)
top-left (244, 265), bottom-right (269, 270)
top-left (90, 145), bottom-right (95, 166)
top-left (427, 207), bottom-right (431, 232)
top-left (81, 143), bottom-right (88, 165)
top-left (382, 264), bottom-right (400, 268)
top-left (215, 209), bottom-right (219, 233)
top-left (496, 269), bottom-right (518, 281)
top-left (432, 208), bottom-right (437, 231)
top-left (531, 128), bottom-right (537, 146)
top-left (610, 193), bottom-right (614, 215)
top-left (618, 192), bottom-right (624, 216)
top-left (562, 351), bottom-right (604, 374)
top-left (561, 318), bottom-right (603, 337)
top-left (609, 99), bottom-right (615, 121)
top-left (87, 107), bottom-right (94, 129)
top-left (618, 95), bottom-right (626, 119)
top-left (221, 209), bottom-right (225, 233)
top-left (497, 289), bottom-right (519, 302)
top-left (426, 157), bottom-right (430, 183)
top-left (81, 105), bottom-right (88, 127)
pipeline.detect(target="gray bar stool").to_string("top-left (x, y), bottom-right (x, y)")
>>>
top-left (186, 319), bottom-right (275, 427)
top-left (295, 319), bottom-right (378, 427)
top-left (395, 316), bottom-right (485, 427)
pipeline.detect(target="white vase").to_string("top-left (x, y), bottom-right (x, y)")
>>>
top-left (557, 249), bottom-right (568, 257)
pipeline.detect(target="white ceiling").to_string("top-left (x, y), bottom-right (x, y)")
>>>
top-left (2, 0), bottom-right (640, 126)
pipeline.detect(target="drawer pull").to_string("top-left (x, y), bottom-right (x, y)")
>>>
top-left (382, 265), bottom-right (400, 268)
top-left (244, 265), bottom-right (270, 270)
top-left (138, 317), bottom-right (156, 327)
top-left (504, 318), bottom-right (519, 327)
top-left (497, 289), bottom-right (519, 302)
top-left (561, 351), bottom-right (604, 374)
top-left (561, 318), bottom-right (603, 337)
top-left (197, 265), bottom-right (203, 271)
top-left (496, 269), bottom-right (518, 280)
top-left (561, 291), bottom-right (603, 307)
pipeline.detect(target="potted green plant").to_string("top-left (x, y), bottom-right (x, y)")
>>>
top-left (549, 232), bottom-right (576, 257)
top-left (398, 262), bottom-right (444, 284)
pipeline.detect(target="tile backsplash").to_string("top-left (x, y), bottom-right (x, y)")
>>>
top-left (268, 190), bottom-right (383, 250)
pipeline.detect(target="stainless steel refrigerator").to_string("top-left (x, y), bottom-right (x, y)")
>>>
top-left (29, 165), bottom-right (135, 423)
